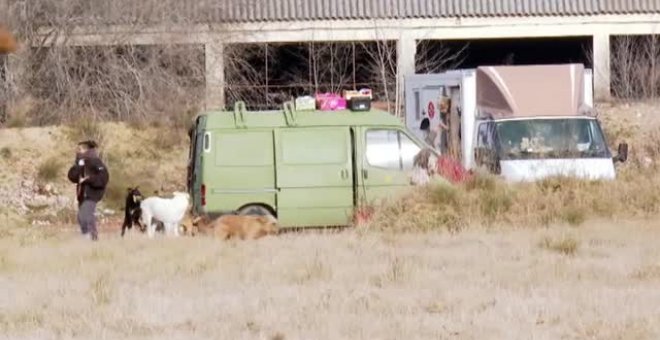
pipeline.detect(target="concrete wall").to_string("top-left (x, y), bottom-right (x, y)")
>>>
top-left (31, 14), bottom-right (660, 108)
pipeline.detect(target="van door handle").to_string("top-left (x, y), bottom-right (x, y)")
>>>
top-left (362, 169), bottom-right (368, 179)
top-left (340, 169), bottom-right (348, 179)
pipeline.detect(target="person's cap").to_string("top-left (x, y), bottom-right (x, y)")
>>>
top-left (78, 140), bottom-right (98, 149)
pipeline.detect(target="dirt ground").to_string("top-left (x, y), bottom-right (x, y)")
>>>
top-left (1, 220), bottom-right (660, 340)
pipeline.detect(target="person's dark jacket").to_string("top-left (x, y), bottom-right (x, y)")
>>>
top-left (67, 150), bottom-right (109, 203)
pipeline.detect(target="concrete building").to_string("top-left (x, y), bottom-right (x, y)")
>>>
top-left (15, 0), bottom-right (660, 108)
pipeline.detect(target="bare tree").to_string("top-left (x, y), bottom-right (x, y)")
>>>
top-left (360, 38), bottom-right (467, 116)
top-left (224, 43), bottom-right (272, 110)
top-left (361, 40), bottom-right (398, 114)
top-left (1, 0), bottom-right (250, 126)
top-left (280, 42), bottom-right (356, 96)
top-left (589, 35), bottom-right (660, 100)
top-left (307, 42), bottom-right (355, 93)
top-left (415, 40), bottom-right (468, 74)
top-left (1, 0), bottom-right (474, 125)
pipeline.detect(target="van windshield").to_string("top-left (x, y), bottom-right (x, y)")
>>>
top-left (495, 118), bottom-right (611, 160)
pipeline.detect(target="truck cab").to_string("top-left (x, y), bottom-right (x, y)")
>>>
top-left (405, 64), bottom-right (628, 182)
top-left (473, 116), bottom-right (622, 181)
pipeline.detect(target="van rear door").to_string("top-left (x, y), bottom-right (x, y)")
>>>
top-left (275, 127), bottom-right (354, 227)
top-left (188, 115), bottom-right (207, 214)
top-left (356, 127), bottom-right (422, 204)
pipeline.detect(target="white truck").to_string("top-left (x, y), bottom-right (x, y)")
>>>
top-left (404, 64), bottom-right (628, 182)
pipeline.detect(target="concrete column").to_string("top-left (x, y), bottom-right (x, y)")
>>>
top-left (592, 33), bottom-right (611, 102)
top-left (396, 36), bottom-right (416, 116)
top-left (205, 41), bottom-right (225, 110)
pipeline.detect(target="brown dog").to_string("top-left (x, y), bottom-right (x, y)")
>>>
top-left (0, 25), bottom-right (17, 54)
top-left (180, 213), bottom-right (195, 236)
top-left (191, 214), bottom-right (279, 240)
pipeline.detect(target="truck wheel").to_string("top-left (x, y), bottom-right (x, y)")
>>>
top-left (238, 205), bottom-right (273, 217)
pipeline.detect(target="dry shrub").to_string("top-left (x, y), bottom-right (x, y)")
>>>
top-left (631, 265), bottom-right (660, 280)
top-left (561, 207), bottom-right (587, 227)
top-left (5, 113), bottom-right (28, 128)
top-left (0, 147), bottom-right (11, 160)
top-left (639, 131), bottom-right (660, 164)
top-left (90, 273), bottom-right (113, 306)
top-left (0, 251), bottom-right (12, 272)
top-left (3, 97), bottom-right (37, 128)
top-left (366, 185), bottom-right (466, 233)
top-left (290, 254), bottom-right (332, 284)
top-left (18, 43), bottom-right (204, 127)
top-left (2, 0), bottom-right (466, 124)
top-left (151, 126), bottom-right (188, 152)
top-left (477, 186), bottom-right (513, 222)
top-left (610, 35), bottom-right (660, 100)
top-left (102, 159), bottom-right (158, 211)
top-left (270, 333), bottom-right (286, 340)
top-left (539, 234), bottom-right (580, 256)
top-left (36, 156), bottom-right (62, 182)
top-left (1, 0), bottom-right (208, 127)
top-left (368, 160), bottom-right (660, 232)
top-left (55, 208), bottom-right (78, 225)
top-left (65, 119), bottom-right (106, 146)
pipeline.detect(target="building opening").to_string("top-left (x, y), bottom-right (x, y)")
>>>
top-left (417, 36), bottom-right (593, 71)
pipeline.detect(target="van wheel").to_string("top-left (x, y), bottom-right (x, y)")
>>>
top-left (238, 205), bottom-right (273, 217)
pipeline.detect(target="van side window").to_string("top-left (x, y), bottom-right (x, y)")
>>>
top-left (366, 129), bottom-right (421, 171)
top-left (400, 132), bottom-right (420, 171)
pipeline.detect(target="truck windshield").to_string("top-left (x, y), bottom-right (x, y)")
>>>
top-left (495, 118), bottom-right (611, 160)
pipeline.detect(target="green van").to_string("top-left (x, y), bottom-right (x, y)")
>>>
top-left (187, 101), bottom-right (428, 228)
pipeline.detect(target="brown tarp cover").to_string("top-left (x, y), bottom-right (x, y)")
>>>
top-left (476, 64), bottom-right (592, 119)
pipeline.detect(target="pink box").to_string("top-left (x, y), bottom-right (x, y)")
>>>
top-left (315, 93), bottom-right (347, 111)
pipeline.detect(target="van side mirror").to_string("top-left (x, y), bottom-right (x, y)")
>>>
top-left (613, 143), bottom-right (628, 163)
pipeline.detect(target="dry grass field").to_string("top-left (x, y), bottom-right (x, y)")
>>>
top-left (1, 220), bottom-right (660, 340)
top-left (1, 101), bottom-right (660, 339)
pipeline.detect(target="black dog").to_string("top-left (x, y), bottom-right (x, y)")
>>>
top-left (122, 188), bottom-right (169, 237)
top-left (121, 187), bottom-right (145, 237)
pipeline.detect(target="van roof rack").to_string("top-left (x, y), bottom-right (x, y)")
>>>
top-left (233, 100), bottom-right (300, 128)
top-left (233, 101), bottom-right (247, 128)
top-left (283, 101), bottom-right (298, 127)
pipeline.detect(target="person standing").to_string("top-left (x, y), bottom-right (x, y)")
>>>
top-left (67, 140), bottom-right (109, 241)
top-left (438, 97), bottom-right (451, 154)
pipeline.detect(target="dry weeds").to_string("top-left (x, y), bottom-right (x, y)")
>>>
top-left (1, 221), bottom-right (660, 339)
top-left (2, 98), bottom-right (660, 339)
top-left (367, 124), bottom-right (660, 232)
top-left (539, 234), bottom-right (580, 256)
top-left (36, 156), bottom-right (63, 183)
top-left (365, 166), bottom-right (660, 233)
top-left (0, 147), bottom-right (11, 160)
top-left (0, 122), bottom-right (188, 213)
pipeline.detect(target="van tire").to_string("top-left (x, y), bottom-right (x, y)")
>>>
top-left (238, 205), bottom-right (274, 217)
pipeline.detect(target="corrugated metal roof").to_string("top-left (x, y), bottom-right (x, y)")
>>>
top-left (22, 0), bottom-right (660, 25)
top-left (212, 0), bottom-right (660, 22)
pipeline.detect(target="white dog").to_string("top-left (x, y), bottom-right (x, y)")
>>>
top-left (140, 191), bottom-right (190, 238)
top-left (410, 148), bottom-right (438, 186)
